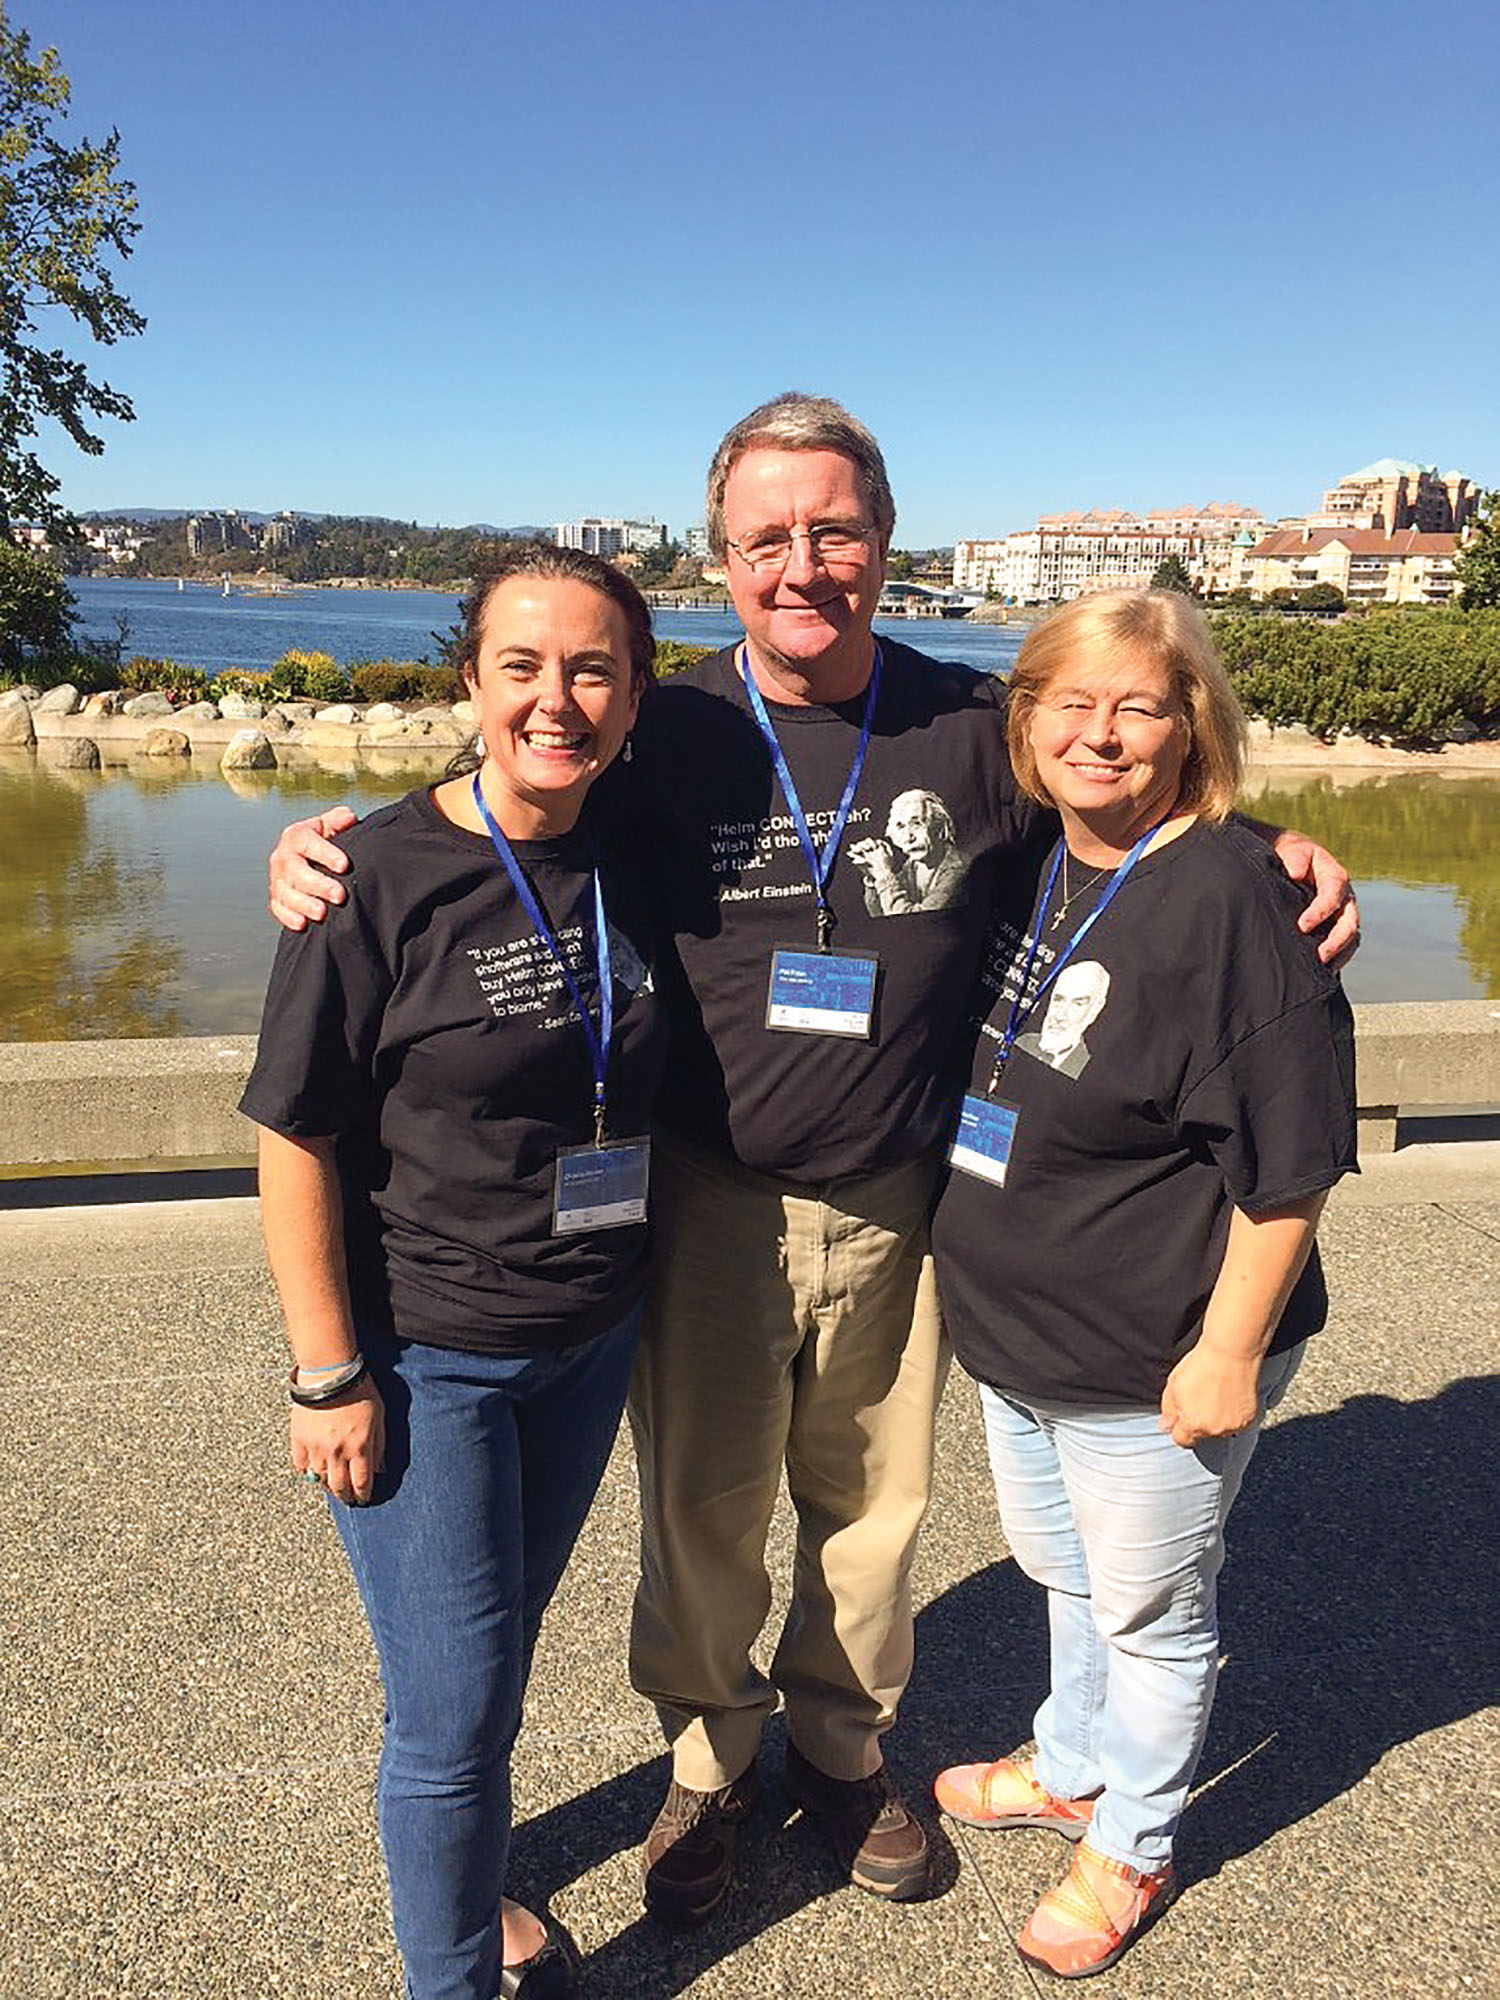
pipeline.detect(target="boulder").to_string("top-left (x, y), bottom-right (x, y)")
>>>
top-left (81, 690), bottom-right (126, 717)
top-left (219, 692), bottom-right (266, 720)
top-left (452, 699), bottom-right (475, 725)
top-left (365, 702), bottom-right (406, 724)
top-left (368, 717), bottom-right (428, 743)
top-left (122, 690), bottom-right (176, 718)
top-left (312, 702), bottom-right (362, 725)
top-left (421, 720), bottom-right (475, 750)
top-left (220, 729), bottom-right (277, 772)
top-left (34, 682), bottom-right (81, 715)
top-left (173, 701), bottom-right (220, 723)
top-left (299, 721), bottom-right (364, 749)
top-left (46, 735), bottom-right (101, 769)
top-left (0, 701), bottom-right (36, 747)
top-left (258, 710), bottom-right (292, 737)
top-left (271, 701), bottom-right (316, 725)
top-left (413, 705), bottom-right (461, 724)
top-left (143, 728), bottom-right (191, 757)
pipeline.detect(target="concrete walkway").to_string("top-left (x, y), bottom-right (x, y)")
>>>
top-left (2, 1147), bottom-right (1496, 1999)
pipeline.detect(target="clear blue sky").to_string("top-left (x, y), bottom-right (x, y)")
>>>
top-left (30, 0), bottom-right (1500, 546)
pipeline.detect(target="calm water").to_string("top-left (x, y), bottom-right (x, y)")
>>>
top-left (68, 576), bottom-right (1026, 675)
top-left (2, 584), bottom-right (1492, 1038)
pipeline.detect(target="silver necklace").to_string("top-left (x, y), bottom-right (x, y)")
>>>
top-left (1049, 848), bottom-right (1110, 931)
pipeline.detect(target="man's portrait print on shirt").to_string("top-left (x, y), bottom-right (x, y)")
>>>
top-left (849, 788), bottom-right (969, 917)
top-left (1015, 960), bottom-right (1110, 1079)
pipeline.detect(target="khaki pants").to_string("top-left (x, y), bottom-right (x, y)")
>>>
top-left (628, 1133), bottom-right (950, 1790)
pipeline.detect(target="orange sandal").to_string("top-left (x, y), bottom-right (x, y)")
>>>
top-left (933, 1755), bottom-right (1096, 1839)
top-left (1017, 1842), bottom-right (1176, 1979)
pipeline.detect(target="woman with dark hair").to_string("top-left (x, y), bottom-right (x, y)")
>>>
top-left (240, 546), bottom-right (664, 2000)
top-left (931, 590), bottom-right (1356, 1979)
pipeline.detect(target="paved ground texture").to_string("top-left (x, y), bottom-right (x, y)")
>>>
top-left (2, 1144), bottom-right (1497, 2000)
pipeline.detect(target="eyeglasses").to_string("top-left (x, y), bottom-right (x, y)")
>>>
top-left (725, 522), bottom-right (877, 572)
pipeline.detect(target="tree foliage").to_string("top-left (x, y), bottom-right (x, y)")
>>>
top-left (1455, 490), bottom-right (1500, 610)
top-left (1150, 554), bottom-right (1196, 595)
top-left (0, 9), bottom-right (144, 534)
top-left (0, 535), bottom-right (71, 669)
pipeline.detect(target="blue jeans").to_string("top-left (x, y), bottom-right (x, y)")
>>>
top-left (331, 1307), bottom-right (641, 2000)
top-left (977, 1344), bottom-right (1303, 1871)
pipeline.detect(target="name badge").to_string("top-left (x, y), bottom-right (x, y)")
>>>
top-left (553, 1137), bottom-right (651, 1234)
top-left (766, 947), bottom-right (878, 1039)
top-left (948, 1094), bottom-right (1019, 1187)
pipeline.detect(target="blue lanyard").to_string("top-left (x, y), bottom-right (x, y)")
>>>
top-left (471, 774), bottom-right (614, 1143)
top-left (989, 821), bottom-right (1164, 1090)
top-left (737, 641), bottom-right (882, 949)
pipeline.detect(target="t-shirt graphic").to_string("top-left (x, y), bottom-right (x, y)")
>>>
top-left (848, 788), bottom-right (969, 917)
top-left (1015, 960), bottom-right (1110, 1078)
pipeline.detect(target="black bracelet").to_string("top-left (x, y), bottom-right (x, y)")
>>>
top-left (288, 1358), bottom-right (368, 1407)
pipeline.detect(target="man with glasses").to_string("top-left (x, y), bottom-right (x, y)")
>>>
top-left (267, 392), bottom-right (1357, 1928)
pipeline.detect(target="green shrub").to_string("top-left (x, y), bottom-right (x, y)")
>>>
top-left (208, 668), bottom-right (272, 702)
top-left (1213, 606), bottom-right (1500, 744)
top-left (351, 660), bottom-right (417, 703)
top-left (653, 640), bottom-right (715, 680)
top-left (269, 648), bottom-right (350, 702)
top-left (413, 664), bottom-right (463, 704)
top-left (120, 656), bottom-right (210, 701)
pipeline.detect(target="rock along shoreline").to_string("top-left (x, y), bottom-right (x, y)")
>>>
top-left (1, 682), bottom-right (1497, 779)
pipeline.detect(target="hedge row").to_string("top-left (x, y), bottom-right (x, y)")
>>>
top-left (1212, 607), bottom-right (1500, 745)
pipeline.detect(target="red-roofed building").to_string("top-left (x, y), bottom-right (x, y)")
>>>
top-left (1246, 527), bottom-right (1462, 605)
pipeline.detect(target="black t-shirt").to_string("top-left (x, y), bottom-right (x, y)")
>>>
top-left (931, 818), bottom-right (1358, 1407)
top-left (240, 786), bottom-right (666, 1355)
top-left (601, 641), bottom-right (1049, 1184)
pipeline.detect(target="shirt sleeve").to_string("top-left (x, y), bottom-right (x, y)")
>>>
top-left (1178, 984), bottom-right (1358, 1212)
top-left (238, 878), bottom-right (394, 1140)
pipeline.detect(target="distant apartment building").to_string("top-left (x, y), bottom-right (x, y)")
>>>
top-left (554, 517), bottom-right (669, 558)
top-left (683, 525), bottom-right (711, 559)
top-left (1245, 527), bottom-right (1462, 606)
top-left (260, 510), bottom-right (315, 552)
top-left (954, 502), bottom-right (1264, 604)
top-left (1309, 459), bottom-right (1477, 535)
top-left (186, 510), bottom-right (254, 558)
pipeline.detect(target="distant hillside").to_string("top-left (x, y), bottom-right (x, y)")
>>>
top-left (79, 508), bottom-right (548, 538)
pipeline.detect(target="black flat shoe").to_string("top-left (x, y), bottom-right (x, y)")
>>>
top-left (497, 1912), bottom-right (579, 1999)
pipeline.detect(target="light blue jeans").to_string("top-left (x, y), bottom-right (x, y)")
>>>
top-left (332, 1307), bottom-right (642, 2000)
top-left (977, 1343), bottom-right (1303, 1871)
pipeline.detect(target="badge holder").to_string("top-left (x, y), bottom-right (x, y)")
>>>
top-left (766, 946), bottom-right (879, 1039)
top-left (553, 1136), bottom-right (651, 1234)
top-left (948, 1093), bottom-right (1020, 1187)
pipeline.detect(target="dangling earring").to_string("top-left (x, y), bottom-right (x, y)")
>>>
top-left (622, 735), bottom-right (634, 764)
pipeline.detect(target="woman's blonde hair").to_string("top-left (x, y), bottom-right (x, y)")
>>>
top-left (1006, 589), bottom-right (1246, 821)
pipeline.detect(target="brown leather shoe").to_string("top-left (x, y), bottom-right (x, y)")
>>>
top-left (642, 1769), bottom-right (758, 1926)
top-left (784, 1741), bottom-right (929, 1899)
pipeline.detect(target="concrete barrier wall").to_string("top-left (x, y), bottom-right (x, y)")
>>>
top-left (0, 1007), bottom-right (1496, 1172)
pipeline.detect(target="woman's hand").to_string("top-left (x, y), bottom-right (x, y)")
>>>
top-left (290, 1378), bottom-right (386, 1505)
top-left (268, 808), bottom-right (359, 931)
top-left (1158, 1343), bottom-right (1261, 1448)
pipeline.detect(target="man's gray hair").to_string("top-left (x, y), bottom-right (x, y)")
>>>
top-left (705, 392), bottom-right (896, 559)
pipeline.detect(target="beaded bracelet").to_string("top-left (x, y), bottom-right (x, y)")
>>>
top-left (288, 1355), bottom-right (368, 1407)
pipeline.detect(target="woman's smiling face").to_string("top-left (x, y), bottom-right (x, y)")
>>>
top-left (1027, 645), bottom-right (1190, 851)
top-left (466, 574), bottom-right (641, 837)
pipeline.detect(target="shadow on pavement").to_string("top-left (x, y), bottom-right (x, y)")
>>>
top-left (903, 1373), bottom-right (1500, 1889)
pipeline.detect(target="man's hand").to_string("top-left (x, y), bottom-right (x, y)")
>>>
top-left (1269, 827), bottom-right (1359, 967)
top-left (268, 807), bottom-right (359, 930)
